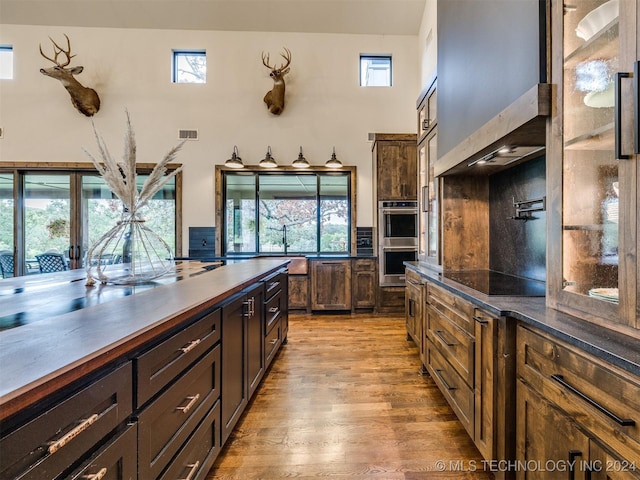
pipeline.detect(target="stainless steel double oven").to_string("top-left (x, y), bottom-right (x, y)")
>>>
top-left (378, 201), bottom-right (418, 286)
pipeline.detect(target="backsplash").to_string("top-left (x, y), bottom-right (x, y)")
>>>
top-left (489, 156), bottom-right (546, 282)
top-left (356, 227), bottom-right (374, 256)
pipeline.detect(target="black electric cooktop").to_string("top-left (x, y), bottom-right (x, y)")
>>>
top-left (441, 270), bottom-right (545, 297)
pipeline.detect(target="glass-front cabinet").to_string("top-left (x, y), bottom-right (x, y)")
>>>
top-left (417, 78), bottom-right (441, 268)
top-left (548, 0), bottom-right (638, 330)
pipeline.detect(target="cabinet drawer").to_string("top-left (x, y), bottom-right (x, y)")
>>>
top-left (158, 399), bottom-right (221, 480)
top-left (378, 286), bottom-right (405, 307)
top-left (517, 325), bottom-right (640, 461)
top-left (67, 422), bottom-right (137, 480)
top-left (137, 344), bottom-right (221, 480)
top-left (0, 362), bottom-right (132, 480)
top-left (265, 320), bottom-right (282, 368)
top-left (426, 340), bottom-right (474, 438)
top-left (265, 289), bottom-right (283, 333)
top-left (353, 258), bottom-right (376, 272)
top-left (427, 304), bottom-right (474, 388)
top-left (427, 283), bottom-right (475, 335)
top-left (264, 270), bottom-right (285, 300)
top-left (135, 307), bottom-right (221, 407)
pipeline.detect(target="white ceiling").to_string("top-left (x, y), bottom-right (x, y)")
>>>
top-left (0, 0), bottom-right (426, 36)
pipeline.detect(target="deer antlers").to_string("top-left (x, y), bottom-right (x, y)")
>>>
top-left (39, 33), bottom-right (76, 68)
top-left (261, 47), bottom-right (292, 73)
top-left (39, 34), bottom-right (101, 117)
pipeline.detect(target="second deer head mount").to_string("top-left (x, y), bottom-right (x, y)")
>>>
top-left (261, 47), bottom-right (291, 116)
top-left (39, 34), bottom-right (101, 117)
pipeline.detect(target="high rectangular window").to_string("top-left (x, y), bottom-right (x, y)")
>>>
top-left (172, 50), bottom-right (206, 84)
top-left (360, 55), bottom-right (392, 87)
top-left (0, 46), bottom-right (14, 80)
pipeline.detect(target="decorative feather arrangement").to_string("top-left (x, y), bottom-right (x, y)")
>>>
top-left (83, 110), bottom-right (184, 214)
top-left (82, 110), bottom-right (185, 286)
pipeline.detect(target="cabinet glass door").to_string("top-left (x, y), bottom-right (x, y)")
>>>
top-left (561, 0), bottom-right (626, 308)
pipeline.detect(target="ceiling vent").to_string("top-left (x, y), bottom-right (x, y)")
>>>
top-left (179, 129), bottom-right (198, 140)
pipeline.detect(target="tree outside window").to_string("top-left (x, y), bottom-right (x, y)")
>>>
top-left (173, 50), bottom-right (206, 84)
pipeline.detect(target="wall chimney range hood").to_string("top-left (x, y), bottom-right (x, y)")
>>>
top-left (436, 84), bottom-right (552, 176)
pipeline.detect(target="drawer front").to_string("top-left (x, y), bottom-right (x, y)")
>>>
top-left (136, 308), bottom-right (221, 407)
top-left (138, 344), bottom-right (221, 480)
top-left (379, 286), bottom-right (405, 307)
top-left (427, 304), bottom-right (474, 387)
top-left (158, 400), bottom-right (221, 480)
top-left (427, 283), bottom-right (475, 335)
top-left (426, 340), bottom-right (474, 438)
top-left (265, 321), bottom-right (282, 368)
top-left (517, 325), bottom-right (640, 461)
top-left (264, 270), bottom-right (286, 300)
top-left (0, 362), bottom-right (132, 480)
top-left (67, 423), bottom-right (137, 480)
top-left (353, 258), bottom-right (376, 272)
top-left (264, 289), bottom-right (283, 333)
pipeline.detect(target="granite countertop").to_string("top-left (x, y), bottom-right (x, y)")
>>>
top-left (405, 262), bottom-right (640, 377)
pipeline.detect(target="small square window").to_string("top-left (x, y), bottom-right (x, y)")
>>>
top-left (360, 55), bottom-right (392, 87)
top-left (0, 46), bottom-right (14, 80)
top-left (172, 50), bottom-right (206, 84)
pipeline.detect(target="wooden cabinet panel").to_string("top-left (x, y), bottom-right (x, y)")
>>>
top-left (405, 269), bottom-right (424, 354)
top-left (377, 285), bottom-right (405, 313)
top-left (135, 308), bottom-right (220, 408)
top-left (310, 260), bottom-right (352, 311)
top-left (137, 345), bottom-right (221, 480)
top-left (372, 133), bottom-right (418, 202)
top-left (426, 340), bottom-right (475, 438)
top-left (68, 423), bottom-right (137, 480)
top-left (473, 308), bottom-right (496, 462)
top-left (265, 321), bottom-right (282, 368)
top-left (288, 274), bottom-right (309, 311)
top-left (0, 363), bottom-right (132, 480)
top-left (221, 293), bottom-right (248, 445)
top-left (352, 258), bottom-right (376, 310)
top-left (246, 283), bottom-right (265, 398)
top-left (427, 282), bottom-right (475, 335)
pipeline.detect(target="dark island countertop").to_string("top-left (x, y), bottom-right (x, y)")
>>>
top-left (405, 262), bottom-right (640, 377)
top-left (0, 258), bottom-right (289, 420)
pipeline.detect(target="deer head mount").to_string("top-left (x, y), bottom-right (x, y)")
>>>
top-left (39, 34), bottom-right (101, 117)
top-left (262, 47), bottom-right (291, 115)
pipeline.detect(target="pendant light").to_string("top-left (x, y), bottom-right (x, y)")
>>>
top-left (225, 146), bottom-right (244, 169)
top-left (325, 147), bottom-right (343, 168)
top-left (292, 146), bottom-right (310, 168)
top-left (259, 146), bottom-right (278, 168)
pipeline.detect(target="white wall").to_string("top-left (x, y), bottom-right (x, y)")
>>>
top-left (418, 0), bottom-right (437, 90)
top-left (0, 25), bottom-right (418, 253)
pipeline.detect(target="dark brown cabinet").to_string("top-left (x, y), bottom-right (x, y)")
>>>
top-left (404, 268), bottom-right (424, 357)
top-left (352, 258), bottom-right (376, 311)
top-left (310, 259), bottom-right (352, 311)
top-left (372, 134), bottom-right (418, 201)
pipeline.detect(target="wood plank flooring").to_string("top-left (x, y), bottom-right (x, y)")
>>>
top-left (206, 313), bottom-right (493, 480)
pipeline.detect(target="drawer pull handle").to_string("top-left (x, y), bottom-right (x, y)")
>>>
top-left (551, 374), bottom-right (635, 426)
top-left (269, 306), bottom-right (279, 313)
top-left (48, 413), bottom-right (99, 454)
top-left (82, 467), bottom-right (107, 480)
top-left (473, 315), bottom-right (488, 325)
top-left (568, 450), bottom-right (582, 480)
top-left (179, 461), bottom-right (200, 480)
top-left (176, 394), bottom-right (200, 414)
top-left (433, 329), bottom-right (455, 347)
top-left (180, 338), bottom-right (201, 354)
top-left (268, 281), bottom-right (280, 289)
top-left (407, 279), bottom-right (422, 286)
top-left (433, 369), bottom-right (456, 391)
top-left (270, 338), bottom-right (278, 345)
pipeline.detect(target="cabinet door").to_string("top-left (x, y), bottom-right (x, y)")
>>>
top-left (246, 283), bottom-right (265, 398)
top-left (590, 443), bottom-right (640, 480)
top-left (404, 274), bottom-right (423, 352)
top-left (288, 275), bottom-right (308, 311)
top-left (376, 141), bottom-right (418, 200)
top-left (517, 380), bottom-right (591, 480)
top-left (310, 260), bottom-right (352, 310)
top-left (548, 0), bottom-right (639, 329)
top-left (352, 259), bottom-right (376, 309)
top-left (221, 293), bottom-right (247, 444)
top-left (474, 310), bottom-right (496, 462)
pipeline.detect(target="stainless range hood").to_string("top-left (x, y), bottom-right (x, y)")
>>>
top-left (435, 84), bottom-right (552, 176)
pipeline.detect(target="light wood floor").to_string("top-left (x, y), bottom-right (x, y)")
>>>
top-left (206, 313), bottom-right (493, 480)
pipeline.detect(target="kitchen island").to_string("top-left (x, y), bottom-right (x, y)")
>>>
top-left (0, 258), bottom-right (289, 480)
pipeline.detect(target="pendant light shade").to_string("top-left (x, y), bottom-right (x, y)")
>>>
top-left (292, 146), bottom-right (310, 168)
top-left (259, 146), bottom-right (278, 168)
top-left (325, 147), bottom-right (343, 168)
top-left (225, 145), bottom-right (244, 169)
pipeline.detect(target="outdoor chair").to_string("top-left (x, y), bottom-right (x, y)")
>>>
top-left (35, 252), bottom-right (69, 273)
top-left (0, 252), bottom-right (14, 278)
